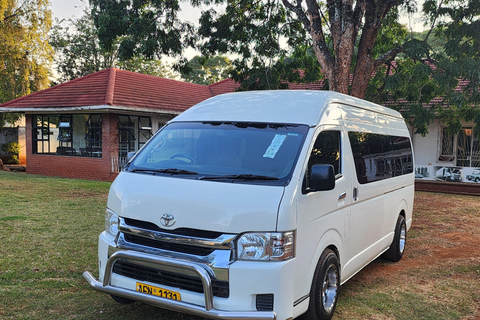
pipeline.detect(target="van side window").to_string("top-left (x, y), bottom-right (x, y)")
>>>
top-left (304, 131), bottom-right (341, 190)
top-left (348, 132), bottom-right (413, 184)
top-left (308, 131), bottom-right (341, 175)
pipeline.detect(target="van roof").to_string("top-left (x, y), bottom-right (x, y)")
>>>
top-left (172, 90), bottom-right (403, 126)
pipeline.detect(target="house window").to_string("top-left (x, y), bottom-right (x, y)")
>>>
top-left (439, 126), bottom-right (480, 167)
top-left (157, 115), bottom-right (174, 132)
top-left (138, 116), bottom-right (153, 149)
top-left (32, 114), bottom-right (102, 157)
top-left (118, 115), bottom-right (136, 157)
top-left (33, 115), bottom-right (59, 154)
top-left (438, 127), bottom-right (455, 162)
top-left (117, 115), bottom-right (153, 157)
top-left (82, 114), bottom-right (102, 157)
top-left (58, 115), bottom-right (74, 155)
top-left (457, 127), bottom-right (480, 167)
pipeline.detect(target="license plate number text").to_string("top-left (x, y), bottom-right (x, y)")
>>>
top-left (136, 283), bottom-right (181, 301)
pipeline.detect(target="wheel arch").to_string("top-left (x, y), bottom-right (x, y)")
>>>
top-left (307, 229), bottom-right (344, 288)
top-left (396, 198), bottom-right (412, 231)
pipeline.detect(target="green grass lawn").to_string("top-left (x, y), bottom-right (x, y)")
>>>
top-left (1, 171), bottom-right (479, 319)
top-left (0, 171), bottom-right (200, 320)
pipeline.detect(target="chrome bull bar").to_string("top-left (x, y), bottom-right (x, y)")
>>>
top-left (83, 250), bottom-right (276, 320)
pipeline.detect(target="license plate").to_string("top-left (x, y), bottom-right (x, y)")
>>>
top-left (136, 282), bottom-right (181, 301)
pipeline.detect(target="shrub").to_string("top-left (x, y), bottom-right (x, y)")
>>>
top-left (1, 141), bottom-right (20, 164)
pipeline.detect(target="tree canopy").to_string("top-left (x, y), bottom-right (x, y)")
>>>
top-left (89, 0), bottom-right (195, 64)
top-left (90, 0), bottom-right (415, 97)
top-left (374, 0), bottom-right (480, 135)
top-left (88, 0), bottom-right (480, 135)
top-left (0, 0), bottom-right (52, 127)
top-left (50, 10), bottom-right (175, 83)
top-left (180, 55), bottom-right (232, 85)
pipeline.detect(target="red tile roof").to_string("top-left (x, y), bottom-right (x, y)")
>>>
top-left (0, 68), bottom-right (217, 113)
top-left (1, 62), bottom-right (473, 114)
top-left (208, 78), bottom-right (241, 96)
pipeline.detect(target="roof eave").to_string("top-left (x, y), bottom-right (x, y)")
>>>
top-left (0, 105), bottom-right (183, 116)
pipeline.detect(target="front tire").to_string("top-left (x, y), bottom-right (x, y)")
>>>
top-left (302, 249), bottom-right (340, 320)
top-left (383, 215), bottom-right (407, 262)
top-left (110, 295), bottom-right (135, 304)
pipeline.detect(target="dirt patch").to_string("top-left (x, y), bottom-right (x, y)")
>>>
top-left (340, 191), bottom-right (480, 319)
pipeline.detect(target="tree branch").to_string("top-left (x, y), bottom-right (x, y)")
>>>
top-left (424, 0), bottom-right (445, 43)
top-left (352, 0), bottom-right (366, 41)
top-left (281, 0), bottom-right (311, 31)
top-left (374, 46), bottom-right (403, 68)
top-left (2, 0), bottom-right (29, 22)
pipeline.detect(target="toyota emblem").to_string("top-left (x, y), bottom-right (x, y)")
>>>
top-left (160, 214), bottom-right (176, 227)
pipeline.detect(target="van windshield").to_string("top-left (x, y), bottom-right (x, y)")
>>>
top-left (127, 121), bottom-right (309, 186)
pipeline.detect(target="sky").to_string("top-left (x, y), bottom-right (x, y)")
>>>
top-left (51, 0), bottom-right (85, 20)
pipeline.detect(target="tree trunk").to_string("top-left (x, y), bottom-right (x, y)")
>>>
top-left (284, 0), bottom-right (402, 99)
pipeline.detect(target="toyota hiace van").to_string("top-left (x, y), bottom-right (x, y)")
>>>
top-left (84, 90), bottom-right (414, 320)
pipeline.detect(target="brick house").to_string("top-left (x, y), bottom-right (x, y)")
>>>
top-left (0, 68), bottom-right (238, 181)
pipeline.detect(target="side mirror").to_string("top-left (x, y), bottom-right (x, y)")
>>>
top-left (127, 151), bottom-right (136, 162)
top-left (309, 164), bottom-right (336, 191)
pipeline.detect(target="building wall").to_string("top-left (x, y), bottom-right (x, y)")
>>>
top-left (413, 119), bottom-right (480, 185)
top-left (25, 114), bottom-right (120, 182)
top-left (412, 120), bottom-right (440, 168)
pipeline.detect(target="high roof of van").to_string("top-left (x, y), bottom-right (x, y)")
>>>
top-left (172, 90), bottom-right (403, 126)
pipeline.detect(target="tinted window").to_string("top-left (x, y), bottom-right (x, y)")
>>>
top-left (348, 132), bottom-right (413, 184)
top-left (304, 131), bottom-right (341, 190)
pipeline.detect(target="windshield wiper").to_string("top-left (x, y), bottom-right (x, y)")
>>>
top-left (199, 174), bottom-right (279, 181)
top-left (130, 168), bottom-right (198, 175)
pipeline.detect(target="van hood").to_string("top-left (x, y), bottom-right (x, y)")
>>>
top-left (108, 172), bottom-right (285, 234)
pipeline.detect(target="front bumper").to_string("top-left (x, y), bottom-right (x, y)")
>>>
top-left (83, 250), bottom-right (277, 320)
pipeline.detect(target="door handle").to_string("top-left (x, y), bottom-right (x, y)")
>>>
top-left (338, 192), bottom-right (347, 200)
top-left (353, 187), bottom-right (358, 201)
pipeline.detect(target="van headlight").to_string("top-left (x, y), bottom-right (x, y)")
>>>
top-left (105, 209), bottom-right (119, 236)
top-left (236, 231), bottom-right (295, 261)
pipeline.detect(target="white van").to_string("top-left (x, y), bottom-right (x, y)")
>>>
top-left (84, 91), bottom-right (414, 320)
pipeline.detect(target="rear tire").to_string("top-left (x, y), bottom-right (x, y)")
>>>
top-left (383, 215), bottom-right (406, 262)
top-left (301, 249), bottom-right (340, 320)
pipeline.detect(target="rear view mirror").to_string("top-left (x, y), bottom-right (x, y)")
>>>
top-left (309, 164), bottom-right (335, 191)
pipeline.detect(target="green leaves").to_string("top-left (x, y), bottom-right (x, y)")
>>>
top-left (1, 141), bottom-right (20, 164)
top-left (82, 0), bottom-right (480, 137)
top-left (180, 55), bottom-right (232, 85)
top-left (90, 0), bottom-right (194, 60)
top-left (402, 39), bottom-right (430, 61)
top-left (0, 0), bottom-right (52, 105)
top-left (50, 10), bottom-right (174, 82)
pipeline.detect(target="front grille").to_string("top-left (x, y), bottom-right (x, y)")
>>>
top-left (124, 218), bottom-right (223, 239)
top-left (113, 260), bottom-right (229, 298)
top-left (124, 233), bottom-right (215, 256)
